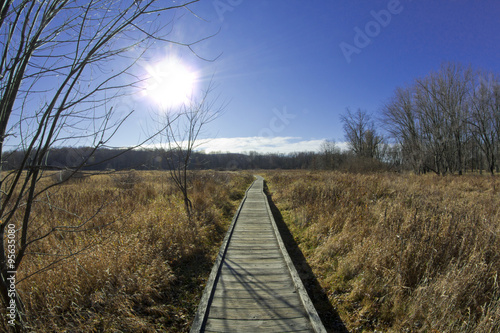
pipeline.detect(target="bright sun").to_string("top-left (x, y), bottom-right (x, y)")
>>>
top-left (143, 58), bottom-right (197, 109)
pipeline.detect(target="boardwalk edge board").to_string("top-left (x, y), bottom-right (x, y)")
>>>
top-left (189, 178), bottom-right (255, 332)
top-left (262, 178), bottom-right (327, 333)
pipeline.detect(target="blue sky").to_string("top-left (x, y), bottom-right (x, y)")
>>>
top-left (113, 0), bottom-right (500, 153)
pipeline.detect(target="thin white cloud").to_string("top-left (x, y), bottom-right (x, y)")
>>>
top-left (196, 136), bottom-right (326, 154)
top-left (140, 137), bottom-right (351, 154)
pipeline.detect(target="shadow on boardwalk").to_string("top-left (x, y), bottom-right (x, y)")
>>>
top-left (264, 181), bottom-right (349, 333)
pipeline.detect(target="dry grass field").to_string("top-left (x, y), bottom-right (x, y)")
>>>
top-left (263, 170), bottom-right (500, 332)
top-left (1, 170), bottom-right (253, 332)
top-left (4, 169), bottom-right (499, 332)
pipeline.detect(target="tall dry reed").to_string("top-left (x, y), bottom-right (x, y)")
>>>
top-left (264, 170), bottom-right (500, 332)
top-left (1, 170), bottom-right (252, 332)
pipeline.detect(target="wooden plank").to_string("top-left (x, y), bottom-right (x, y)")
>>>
top-left (221, 263), bottom-right (288, 270)
top-left (237, 216), bottom-right (270, 219)
top-left (225, 249), bottom-right (281, 255)
top-left (231, 232), bottom-right (274, 235)
top-left (232, 229), bottom-right (273, 232)
top-left (216, 279), bottom-right (295, 290)
top-left (220, 265), bottom-right (289, 272)
top-left (213, 287), bottom-right (298, 299)
top-left (230, 231), bottom-right (274, 235)
top-left (219, 269), bottom-right (291, 278)
top-left (221, 264), bottom-right (286, 272)
top-left (223, 257), bottom-right (283, 263)
top-left (226, 246), bottom-right (278, 250)
top-left (234, 222), bottom-right (272, 226)
top-left (218, 273), bottom-right (292, 283)
top-left (225, 254), bottom-right (282, 260)
top-left (210, 295), bottom-right (301, 309)
top-left (229, 237), bottom-right (276, 242)
top-left (228, 240), bottom-right (278, 246)
top-left (237, 215), bottom-right (269, 218)
top-left (204, 317), bottom-right (312, 332)
top-left (205, 329), bottom-right (312, 333)
top-left (224, 257), bottom-right (282, 263)
top-left (225, 252), bottom-right (281, 257)
top-left (231, 229), bottom-right (274, 232)
top-left (226, 244), bottom-right (278, 250)
top-left (232, 229), bottom-right (274, 233)
top-left (228, 235), bottom-right (276, 241)
top-left (236, 229), bottom-right (273, 231)
top-left (216, 282), bottom-right (295, 293)
top-left (221, 263), bottom-right (287, 271)
top-left (226, 247), bottom-right (280, 252)
top-left (231, 231), bottom-right (275, 235)
top-left (218, 271), bottom-right (293, 280)
top-left (207, 306), bottom-right (308, 320)
top-left (229, 237), bottom-right (276, 241)
top-left (213, 284), bottom-right (298, 296)
top-left (210, 299), bottom-right (300, 309)
top-left (236, 215), bottom-right (269, 217)
top-left (227, 249), bottom-right (279, 253)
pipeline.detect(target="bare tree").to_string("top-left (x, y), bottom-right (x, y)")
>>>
top-left (415, 63), bottom-right (472, 175)
top-left (382, 85), bottom-right (426, 173)
top-left (383, 63), bottom-right (479, 175)
top-left (157, 82), bottom-right (223, 220)
top-left (0, 1), bottom-right (205, 331)
top-left (469, 71), bottom-right (500, 175)
top-left (319, 140), bottom-right (342, 170)
top-left (341, 108), bottom-right (382, 159)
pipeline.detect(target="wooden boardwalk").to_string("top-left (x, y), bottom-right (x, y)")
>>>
top-left (191, 176), bottom-right (326, 332)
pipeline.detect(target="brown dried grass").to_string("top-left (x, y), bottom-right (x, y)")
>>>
top-left (1, 170), bottom-right (253, 332)
top-left (264, 170), bottom-right (500, 332)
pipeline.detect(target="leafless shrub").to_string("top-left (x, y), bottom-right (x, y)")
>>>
top-left (112, 170), bottom-right (143, 190)
top-left (51, 169), bottom-right (86, 184)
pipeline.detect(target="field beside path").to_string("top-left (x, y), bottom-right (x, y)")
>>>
top-left (1, 170), bottom-right (253, 332)
top-left (263, 170), bottom-right (500, 333)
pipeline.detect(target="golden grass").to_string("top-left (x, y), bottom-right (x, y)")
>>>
top-left (1, 170), bottom-right (253, 332)
top-left (263, 170), bottom-right (500, 332)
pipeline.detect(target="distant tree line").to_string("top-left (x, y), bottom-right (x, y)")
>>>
top-left (381, 62), bottom-right (500, 175)
top-left (1, 147), bottom-right (319, 171)
top-left (2, 145), bottom-right (399, 173)
top-left (339, 62), bottom-right (500, 175)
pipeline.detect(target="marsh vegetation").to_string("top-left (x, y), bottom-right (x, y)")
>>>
top-left (264, 170), bottom-right (500, 332)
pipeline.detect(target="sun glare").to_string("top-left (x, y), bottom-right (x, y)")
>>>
top-left (143, 58), bottom-right (197, 109)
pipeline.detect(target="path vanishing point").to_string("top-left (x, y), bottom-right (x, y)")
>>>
top-left (191, 176), bottom-right (326, 332)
